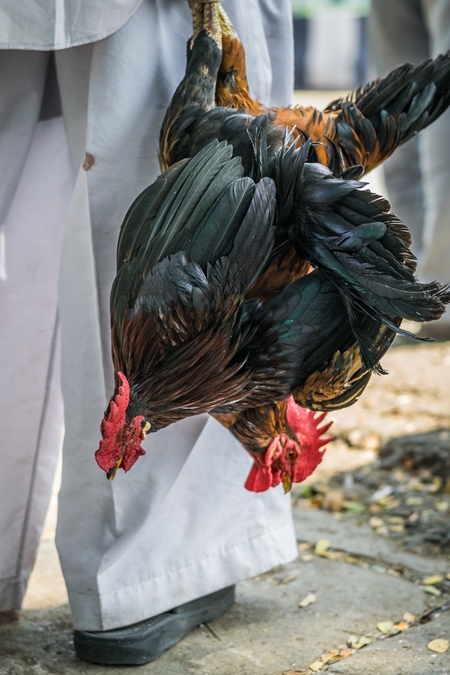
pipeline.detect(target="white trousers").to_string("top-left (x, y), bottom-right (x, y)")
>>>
top-left (370, 0), bottom-right (450, 295)
top-left (0, 0), bottom-right (297, 630)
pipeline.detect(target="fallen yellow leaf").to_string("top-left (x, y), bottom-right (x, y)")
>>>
top-left (393, 621), bottom-right (409, 632)
top-left (339, 649), bottom-right (352, 659)
top-left (309, 660), bottom-right (324, 672)
top-left (299, 592), bottom-right (317, 608)
top-left (421, 585), bottom-right (442, 596)
top-left (377, 621), bottom-right (394, 634)
top-left (314, 539), bottom-right (330, 555)
top-left (422, 575), bottom-right (444, 585)
top-left (348, 634), bottom-right (373, 649)
top-left (342, 500), bottom-right (366, 514)
top-left (280, 574), bottom-right (298, 584)
top-left (403, 612), bottom-right (416, 623)
top-left (427, 639), bottom-right (449, 653)
top-left (369, 516), bottom-right (384, 528)
top-left (321, 650), bottom-right (340, 664)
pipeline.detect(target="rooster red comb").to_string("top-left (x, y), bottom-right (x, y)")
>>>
top-left (95, 372), bottom-right (147, 478)
top-left (103, 371), bottom-right (130, 435)
top-left (245, 398), bottom-right (333, 492)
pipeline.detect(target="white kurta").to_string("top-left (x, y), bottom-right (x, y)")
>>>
top-left (0, 0), bottom-right (298, 630)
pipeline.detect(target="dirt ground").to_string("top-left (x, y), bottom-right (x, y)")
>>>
top-left (1, 339), bottom-right (449, 675)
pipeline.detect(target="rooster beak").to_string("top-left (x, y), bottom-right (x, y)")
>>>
top-left (282, 474), bottom-right (292, 493)
top-left (142, 421), bottom-right (151, 439)
top-left (106, 456), bottom-right (123, 481)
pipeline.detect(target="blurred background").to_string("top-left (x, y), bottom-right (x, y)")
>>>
top-left (292, 0), bottom-right (383, 195)
top-left (292, 0), bottom-right (371, 90)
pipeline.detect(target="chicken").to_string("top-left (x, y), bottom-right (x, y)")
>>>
top-left (95, 140), bottom-right (340, 481)
top-left (95, 134), bottom-right (448, 492)
top-left (181, 1), bottom-right (450, 177)
top-left (214, 401), bottom-right (332, 493)
top-left (156, 1), bottom-right (450, 489)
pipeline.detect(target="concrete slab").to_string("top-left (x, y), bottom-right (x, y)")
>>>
top-left (0, 554), bottom-right (429, 675)
top-left (327, 611), bottom-right (450, 675)
top-left (294, 507), bottom-right (449, 578)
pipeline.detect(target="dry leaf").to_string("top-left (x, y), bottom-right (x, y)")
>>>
top-left (371, 565), bottom-right (387, 574)
top-left (406, 497), bottom-right (423, 506)
top-left (323, 488), bottom-right (346, 513)
top-left (299, 593), bottom-right (317, 608)
top-left (320, 648), bottom-right (352, 665)
top-left (377, 621), bottom-right (394, 634)
top-left (348, 635), bottom-right (372, 649)
top-left (338, 649), bottom-right (352, 659)
top-left (369, 516), bottom-right (384, 528)
top-left (308, 660), bottom-right (324, 672)
top-left (377, 526), bottom-right (390, 535)
top-left (314, 539), bottom-right (330, 555)
top-left (435, 501), bottom-right (449, 512)
top-left (427, 639), bottom-right (449, 653)
top-left (422, 575), bottom-right (443, 585)
top-left (279, 574), bottom-right (298, 584)
top-left (300, 554), bottom-right (313, 562)
top-left (298, 542), bottom-right (311, 551)
top-left (393, 621), bottom-right (409, 632)
top-left (429, 477), bottom-right (442, 493)
top-left (342, 500), bottom-right (366, 514)
top-left (371, 485), bottom-right (393, 502)
top-left (421, 585), bottom-right (442, 596)
top-left (403, 612), bottom-right (417, 623)
top-left (321, 649), bottom-right (340, 663)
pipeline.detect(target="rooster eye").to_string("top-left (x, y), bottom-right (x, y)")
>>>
top-left (286, 449), bottom-right (297, 460)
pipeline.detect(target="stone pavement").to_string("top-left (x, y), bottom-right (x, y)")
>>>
top-left (1, 489), bottom-right (449, 675)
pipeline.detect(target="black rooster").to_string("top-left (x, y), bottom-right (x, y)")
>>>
top-left (95, 135), bottom-right (448, 491)
top-left (95, 2), bottom-right (450, 491)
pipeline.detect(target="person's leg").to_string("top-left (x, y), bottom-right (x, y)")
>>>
top-left (55, 0), bottom-right (297, 643)
top-left (0, 100), bottom-right (72, 611)
top-left (369, 0), bottom-right (429, 255)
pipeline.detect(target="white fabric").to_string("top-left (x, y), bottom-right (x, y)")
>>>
top-left (0, 118), bottom-right (70, 609)
top-left (1, 0), bottom-right (297, 630)
top-left (0, 0), bottom-right (143, 50)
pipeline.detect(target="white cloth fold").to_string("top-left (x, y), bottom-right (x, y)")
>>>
top-left (1, 0), bottom-right (298, 629)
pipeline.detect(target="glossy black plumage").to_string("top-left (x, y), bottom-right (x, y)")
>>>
top-left (96, 3), bottom-right (450, 487)
top-left (109, 141), bottom-right (370, 431)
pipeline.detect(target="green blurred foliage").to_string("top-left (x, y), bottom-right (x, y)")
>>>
top-left (292, 0), bottom-right (371, 18)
